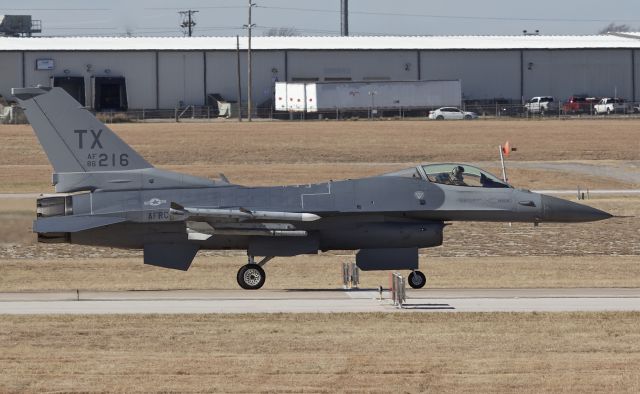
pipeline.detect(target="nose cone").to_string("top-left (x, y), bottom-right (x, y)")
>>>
top-left (541, 195), bottom-right (613, 223)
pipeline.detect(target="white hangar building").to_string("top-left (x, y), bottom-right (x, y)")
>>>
top-left (0, 34), bottom-right (639, 111)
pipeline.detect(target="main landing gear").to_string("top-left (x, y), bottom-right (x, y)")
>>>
top-left (408, 270), bottom-right (426, 289)
top-left (236, 255), bottom-right (274, 290)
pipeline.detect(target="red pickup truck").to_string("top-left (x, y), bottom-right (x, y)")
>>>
top-left (562, 96), bottom-right (599, 114)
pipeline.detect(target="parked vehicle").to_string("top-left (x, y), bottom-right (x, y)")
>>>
top-left (562, 95), bottom-right (599, 114)
top-left (593, 98), bottom-right (630, 114)
top-left (524, 96), bottom-right (558, 115)
top-left (428, 107), bottom-right (478, 120)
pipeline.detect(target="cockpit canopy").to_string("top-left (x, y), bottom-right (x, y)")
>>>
top-left (384, 163), bottom-right (511, 188)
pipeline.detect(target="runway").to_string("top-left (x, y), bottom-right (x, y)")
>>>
top-left (0, 288), bottom-right (639, 314)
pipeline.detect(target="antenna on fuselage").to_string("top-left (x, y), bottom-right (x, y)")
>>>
top-left (499, 141), bottom-right (517, 228)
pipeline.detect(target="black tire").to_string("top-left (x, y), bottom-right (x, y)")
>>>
top-left (408, 271), bottom-right (426, 289)
top-left (464, 115), bottom-right (472, 120)
top-left (436, 115), bottom-right (444, 120)
top-left (237, 264), bottom-right (266, 290)
top-left (606, 108), bottom-right (611, 115)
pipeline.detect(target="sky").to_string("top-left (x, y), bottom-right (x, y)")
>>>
top-left (1, 0), bottom-right (639, 37)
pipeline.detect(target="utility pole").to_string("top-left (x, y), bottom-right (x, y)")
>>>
top-left (179, 10), bottom-right (198, 37)
top-left (244, 1), bottom-right (256, 121)
top-left (236, 36), bottom-right (242, 122)
top-left (340, 0), bottom-right (349, 36)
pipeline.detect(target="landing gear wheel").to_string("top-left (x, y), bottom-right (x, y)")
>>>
top-left (237, 264), bottom-right (266, 290)
top-left (408, 271), bottom-right (426, 289)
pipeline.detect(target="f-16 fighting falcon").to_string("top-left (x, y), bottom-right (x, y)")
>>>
top-left (13, 87), bottom-right (612, 289)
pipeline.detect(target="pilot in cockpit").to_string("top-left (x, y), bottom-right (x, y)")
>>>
top-left (449, 165), bottom-right (467, 186)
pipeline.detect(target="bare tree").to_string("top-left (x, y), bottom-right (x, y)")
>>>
top-left (599, 23), bottom-right (632, 34)
top-left (263, 27), bottom-right (298, 37)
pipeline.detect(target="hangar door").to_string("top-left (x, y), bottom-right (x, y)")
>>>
top-left (93, 76), bottom-right (128, 111)
top-left (53, 76), bottom-right (85, 106)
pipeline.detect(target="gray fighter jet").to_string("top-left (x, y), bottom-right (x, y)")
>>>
top-left (14, 87), bottom-right (612, 289)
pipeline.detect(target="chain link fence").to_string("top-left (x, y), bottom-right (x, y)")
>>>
top-left (4, 101), bottom-right (640, 125)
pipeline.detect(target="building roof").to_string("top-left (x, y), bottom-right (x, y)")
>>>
top-left (610, 32), bottom-right (640, 40)
top-left (1, 34), bottom-right (640, 51)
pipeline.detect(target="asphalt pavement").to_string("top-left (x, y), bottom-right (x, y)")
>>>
top-left (0, 288), bottom-right (638, 314)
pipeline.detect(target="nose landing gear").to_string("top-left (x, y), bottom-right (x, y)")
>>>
top-left (236, 255), bottom-right (273, 290)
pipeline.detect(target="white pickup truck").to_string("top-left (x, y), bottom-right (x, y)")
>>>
top-left (524, 96), bottom-right (558, 115)
top-left (593, 98), bottom-right (630, 114)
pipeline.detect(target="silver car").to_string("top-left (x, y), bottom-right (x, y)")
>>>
top-left (428, 107), bottom-right (478, 120)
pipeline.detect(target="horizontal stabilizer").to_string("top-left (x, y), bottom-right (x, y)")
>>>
top-left (34, 216), bottom-right (127, 233)
top-left (144, 243), bottom-right (200, 271)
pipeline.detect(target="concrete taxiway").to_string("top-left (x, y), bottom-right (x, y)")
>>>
top-left (0, 288), bottom-right (639, 314)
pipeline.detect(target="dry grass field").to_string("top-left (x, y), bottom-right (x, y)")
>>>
top-left (0, 119), bottom-right (638, 192)
top-left (3, 119), bottom-right (640, 167)
top-left (1, 255), bottom-right (639, 291)
top-left (1, 313), bottom-right (639, 393)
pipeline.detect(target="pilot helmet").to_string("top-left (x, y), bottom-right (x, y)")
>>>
top-left (452, 165), bottom-right (465, 175)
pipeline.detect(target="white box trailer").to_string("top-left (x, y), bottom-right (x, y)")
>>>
top-left (274, 82), bottom-right (307, 112)
top-left (275, 80), bottom-right (462, 112)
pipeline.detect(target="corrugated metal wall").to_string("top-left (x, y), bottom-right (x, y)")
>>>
top-left (0, 48), bottom-right (636, 108)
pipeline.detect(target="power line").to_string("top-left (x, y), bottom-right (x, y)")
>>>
top-left (255, 25), bottom-right (338, 35)
top-left (145, 6), bottom-right (244, 10)
top-left (138, 25), bottom-right (242, 31)
top-left (0, 8), bottom-right (110, 11)
top-left (256, 5), bottom-right (640, 23)
top-left (45, 27), bottom-right (118, 31)
top-left (42, 26), bottom-right (383, 37)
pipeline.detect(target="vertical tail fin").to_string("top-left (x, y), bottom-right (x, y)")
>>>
top-left (13, 86), bottom-right (151, 174)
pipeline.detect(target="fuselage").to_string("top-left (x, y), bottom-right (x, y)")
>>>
top-left (42, 170), bottom-right (611, 253)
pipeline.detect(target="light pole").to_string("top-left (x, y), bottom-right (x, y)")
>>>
top-left (236, 35), bottom-right (242, 122)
